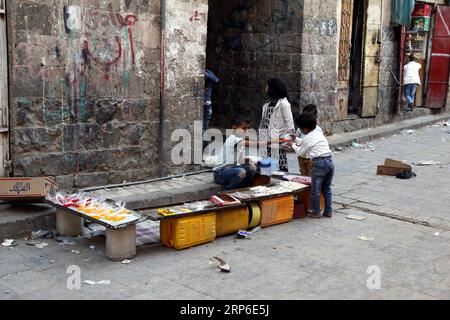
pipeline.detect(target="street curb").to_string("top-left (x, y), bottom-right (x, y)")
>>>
top-left (0, 205), bottom-right (56, 240)
top-left (328, 113), bottom-right (450, 149)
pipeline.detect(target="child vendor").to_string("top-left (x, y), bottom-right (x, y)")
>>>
top-left (289, 112), bottom-right (334, 218)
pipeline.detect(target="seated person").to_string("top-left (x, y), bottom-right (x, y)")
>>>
top-left (213, 115), bottom-right (270, 190)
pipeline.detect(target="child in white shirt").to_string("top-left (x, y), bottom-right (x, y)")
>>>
top-left (290, 112), bottom-right (334, 218)
top-left (214, 115), bottom-right (270, 190)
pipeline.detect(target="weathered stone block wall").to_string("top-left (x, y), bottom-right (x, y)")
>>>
top-left (298, 0), bottom-right (338, 134)
top-left (7, 0), bottom-right (209, 189)
top-left (207, 0), bottom-right (304, 128)
top-left (163, 0), bottom-right (208, 175)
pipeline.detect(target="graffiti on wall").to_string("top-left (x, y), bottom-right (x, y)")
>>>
top-left (65, 3), bottom-right (139, 80)
top-left (55, 3), bottom-right (142, 128)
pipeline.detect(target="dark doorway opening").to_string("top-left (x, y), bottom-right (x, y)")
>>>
top-left (348, 0), bottom-right (366, 116)
top-left (205, 0), bottom-right (304, 130)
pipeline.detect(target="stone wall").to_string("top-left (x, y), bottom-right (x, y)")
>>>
top-left (7, 0), bottom-right (208, 189)
top-left (163, 0), bottom-right (208, 175)
top-left (298, 0), bottom-right (339, 134)
top-left (206, 0), bottom-right (304, 129)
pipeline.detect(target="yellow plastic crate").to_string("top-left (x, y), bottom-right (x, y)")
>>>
top-left (259, 195), bottom-right (294, 228)
top-left (160, 212), bottom-right (216, 250)
top-left (216, 206), bottom-right (249, 237)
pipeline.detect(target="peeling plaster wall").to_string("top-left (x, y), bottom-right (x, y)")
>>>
top-left (8, 0), bottom-right (162, 190)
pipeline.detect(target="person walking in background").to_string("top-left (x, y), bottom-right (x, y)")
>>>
top-left (204, 69), bottom-right (220, 133)
top-left (403, 55), bottom-right (421, 112)
top-left (259, 78), bottom-right (295, 172)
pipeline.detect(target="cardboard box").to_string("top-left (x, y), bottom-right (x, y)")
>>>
top-left (412, 4), bottom-right (432, 17)
top-left (377, 159), bottom-right (412, 176)
top-left (0, 177), bottom-right (58, 201)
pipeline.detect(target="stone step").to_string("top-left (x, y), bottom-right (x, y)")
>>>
top-left (0, 204), bottom-right (56, 240)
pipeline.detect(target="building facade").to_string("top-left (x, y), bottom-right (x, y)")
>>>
top-left (0, 0), bottom-right (449, 190)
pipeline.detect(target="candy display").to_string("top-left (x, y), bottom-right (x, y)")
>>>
top-left (158, 207), bottom-right (193, 217)
top-left (283, 175), bottom-right (312, 185)
top-left (228, 182), bottom-right (308, 200)
top-left (47, 193), bottom-right (140, 227)
top-left (151, 196), bottom-right (242, 219)
top-left (210, 195), bottom-right (241, 207)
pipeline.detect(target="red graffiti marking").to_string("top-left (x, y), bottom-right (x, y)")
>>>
top-left (83, 36), bottom-right (122, 66)
top-left (126, 15), bottom-right (138, 65)
top-left (84, 3), bottom-right (138, 70)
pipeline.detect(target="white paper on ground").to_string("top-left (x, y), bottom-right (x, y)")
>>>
top-left (346, 215), bottom-right (367, 221)
top-left (84, 280), bottom-right (111, 285)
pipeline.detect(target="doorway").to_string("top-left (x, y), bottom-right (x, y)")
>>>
top-left (337, 0), bottom-right (382, 120)
top-left (348, 0), bottom-right (366, 116)
top-left (205, 0), bottom-right (304, 130)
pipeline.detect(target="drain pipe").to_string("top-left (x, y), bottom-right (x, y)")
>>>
top-left (159, 0), bottom-right (167, 177)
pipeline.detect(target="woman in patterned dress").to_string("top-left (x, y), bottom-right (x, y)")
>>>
top-left (258, 78), bottom-right (295, 171)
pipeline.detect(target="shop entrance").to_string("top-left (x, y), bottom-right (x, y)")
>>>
top-left (0, 0), bottom-right (9, 177)
top-left (398, 2), bottom-right (450, 111)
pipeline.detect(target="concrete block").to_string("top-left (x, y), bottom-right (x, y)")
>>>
top-left (106, 224), bottom-right (137, 262)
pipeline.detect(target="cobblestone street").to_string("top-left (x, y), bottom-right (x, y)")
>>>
top-left (1, 123), bottom-right (450, 300)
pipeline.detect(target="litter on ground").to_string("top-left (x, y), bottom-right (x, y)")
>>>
top-left (414, 160), bottom-right (442, 166)
top-left (358, 234), bottom-right (374, 241)
top-left (27, 241), bottom-right (49, 249)
top-left (209, 257), bottom-right (231, 273)
top-left (1, 239), bottom-right (15, 247)
top-left (346, 215), bottom-right (367, 221)
top-left (84, 280), bottom-right (111, 285)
